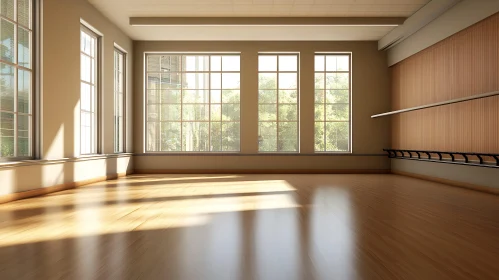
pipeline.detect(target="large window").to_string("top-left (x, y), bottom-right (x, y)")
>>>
top-left (114, 48), bottom-right (125, 153)
top-left (80, 26), bottom-right (99, 155)
top-left (146, 54), bottom-right (240, 152)
top-left (0, 0), bottom-right (33, 159)
top-left (314, 54), bottom-right (351, 152)
top-left (258, 54), bottom-right (299, 152)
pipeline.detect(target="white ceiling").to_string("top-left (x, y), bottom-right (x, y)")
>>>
top-left (88, 0), bottom-right (433, 41)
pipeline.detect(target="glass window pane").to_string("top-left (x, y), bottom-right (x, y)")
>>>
top-left (259, 73), bottom-right (277, 89)
top-left (279, 90), bottom-right (297, 104)
top-left (161, 104), bottom-right (181, 121)
top-left (182, 104), bottom-right (209, 121)
top-left (147, 73), bottom-right (160, 90)
top-left (222, 104), bottom-right (240, 121)
top-left (0, 63), bottom-right (15, 112)
top-left (211, 104), bottom-right (222, 121)
top-left (325, 56), bottom-right (337, 71)
top-left (315, 73), bottom-right (325, 89)
top-left (337, 55), bottom-right (350, 71)
top-left (81, 54), bottom-right (91, 83)
top-left (221, 73), bottom-right (240, 89)
top-left (183, 55), bottom-right (209, 71)
top-left (211, 90), bottom-right (221, 103)
top-left (161, 55), bottom-right (181, 72)
top-left (326, 122), bottom-right (349, 152)
top-left (222, 90), bottom-right (239, 103)
top-left (184, 73), bottom-right (209, 89)
top-left (259, 90), bottom-right (277, 104)
top-left (210, 122), bottom-right (222, 151)
top-left (147, 122), bottom-right (160, 152)
top-left (326, 90), bottom-right (349, 103)
top-left (18, 27), bottom-right (31, 69)
top-left (258, 55), bottom-right (277, 71)
top-left (210, 56), bottom-right (221, 71)
top-left (222, 122), bottom-right (240, 151)
top-left (147, 104), bottom-right (159, 121)
top-left (326, 104), bottom-right (349, 121)
top-left (147, 55), bottom-right (161, 72)
top-left (259, 104), bottom-right (277, 121)
top-left (182, 122), bottom-right (209, 152)
top-left (326, 73), bottom-right (349, 90)
top-left (315, 55), bottom-right (325, 72)
top-left (0, 0), bottom-right (15, 20)
top-left (315, 104), bottom-right (325, 121)
top-left (162, 89), bottom-right (181, 103)
top-left (259, 122), bottom-right (277, 152)
top-left (0, 112), bottom-right (15, 157)
top-left (211, 73), bottom-right (221, 89)
top-left (279, 104), bottom-right (297, 121)
top-left (161, 73), bottom-right (181, 89)
top-left (18, 0), bottom-right (31, 28)
top-left (315, 90), bottom-right (325, 103)
top-left (17, 114), bottom-right (30, 156)
top-left (315, 122), bottom-right (325, 152)
top-left (278, 55), bottom-right (297, 71)
top-left (1, 19), bottom-right (15, 63)
top-left (183, 90), bottom-right (209, 103)
top-left (81, 83), bottom-right (91, 111)
top-left (161, 122), bottom-right (181, 151)
top-left (18, 69), bottom-right (31, 114)
top-left (278, 73), bottom-right (297, 89)
top-left (222, 56), bottom-right (240, 71)
top-left (278, 122), bottom-right (298, 152)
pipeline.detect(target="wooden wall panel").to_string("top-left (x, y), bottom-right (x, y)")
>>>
top-left (391, 12), bottom-right (499, 153)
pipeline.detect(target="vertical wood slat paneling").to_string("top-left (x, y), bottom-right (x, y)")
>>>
top-left (391, 12), bottom-right (499, 153)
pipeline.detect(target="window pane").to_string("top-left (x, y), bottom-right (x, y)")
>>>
top-left (326, 90), bottom-right (349, 103)
top-left (147, 122), bottom-right (160, 152)
top-left (259, 104), bottom-right (277, 121)
top-left (0, 0), bottom-right (15, 20)
top-left (326, 104), bottom-right (349, 121)
top-left (279, 104), bottom-right (297, 121)
top-left (211, 73), bottom-right (221, 89)
top-left (183, 55), bottom-right (209, 72)
top-left (161, 104), bottom-right (181, 121)
top-left (337, 55), bottom-right (350, 71)
top-left (326, 122), bottom-right (349, 152)
top-left (17, 114), bottom-right (30, 156)
top-left (147, 55), bottom-right (161, 72)
top-left (326, 73), bottom-right (349, 89)
top-left (222, 90), bottom-right (239, 103)
top-left (182, 90), bottom-right (209, 103)
top-left (18, 27), bottom-right (31, 69)
top-left (315, 90), bottom-right (325, 103)
top-left (258, 55), bottom-right (277, 71)
top-left (222, 104), bottom-right (240, 121)
top-left (162, 89), bottom-right (181, 103)
top-left (182, 122), bottom-right (209, 151)
top-left (211, 104), bottom-right (221, 121)
top-left (259, 73), bottom-right (277, 89)
top-left (210, 56), bottom-right (221, 71)
top-left (210, 122), bottom-right (222, 151)
top-left (211, 90), bottom-right (221, 103)
top-left (0, 63), bottom-right (15, 112)
top-left (81, 83), bottom-right (91, 111)
top-left (161, 73), bottom-right (181, 89)
top-left (222, 73), bottom-right (240, 89)
top-left (315, 55), bottom-right (325, 71)
top-left (18, 2), bottom-right (32, 28)
top-left (0, 112), bottom-right (15, 157)
top-left (278, 73), bottom-right (297, 89)
top-left (278, 122), bottom-right (298, 152)
top-left (18, 69), bottom-right (31, 114)
top-left (184, 73), bottom-right (209, 89)
top-left (259, 122), bottom-right (277, 152)
top-left (278, 90), bottom-right (297, 104)
top-left (259, 90), bottom-right (277, 104)
top-left (315, 104), bottom-right (325, 121)
top-left (1, 19), bottom-right (15, 63)
top-left (182, 104), bottom-right (209, 121)
top-left (81, 54), bottom-right (91, 83)
top-left (222, 122), bottom-right (240, 151)
top-left (278, 55), bottom-right (297, 71)
top-left (161, 122), bottom-right (181, 151)
top-left (315, 122), bottom-right (325, 152)
top-left (315, 73), bottom-right (325, 89)
top-left (161, 55), bottom-right (181, 72)
top-left (222, 56), bottom-right (240, 71)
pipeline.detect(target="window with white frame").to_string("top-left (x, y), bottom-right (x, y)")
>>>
top-left (114, 48), bottom-right (125, 153)
top-left (258, 54), bottom-right (299, 152)
top-left (80, 26), bottom-right (99, 155)
top-left (0, 0), bottom-right (33, 159)
top-left (145, 54), bottom-right (241, 152)
top-left (314, 54), bottom-right (351, 152)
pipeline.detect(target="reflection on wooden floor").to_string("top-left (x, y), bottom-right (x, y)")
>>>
top-left (0, 174), bottom-right (498, 280)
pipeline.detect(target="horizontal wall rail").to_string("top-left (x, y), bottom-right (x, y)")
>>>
top-left (372, 90), bottom-right (499, 118)
top-left (384, 149), bottom-right (499, 168)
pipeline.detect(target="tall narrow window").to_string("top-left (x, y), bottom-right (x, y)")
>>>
top-left (114, 48), bottom-right (125, 153)
top-left (0, 0), bottom-right (33, 159)
top-left (314, 54), bottom-right (351, 152)
top-left (145, 54), bottom-right (240, 152)
top-left (80, 26), bottom-right (99, 155)
top-left (258, 54), bottom-right (299, 152)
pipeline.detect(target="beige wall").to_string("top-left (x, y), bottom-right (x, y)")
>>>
top-left (133, 41), bottom-right (391, 171)
top-left (0, 0), bottom-right (134, 197)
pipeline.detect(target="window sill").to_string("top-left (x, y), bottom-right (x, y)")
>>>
top-left (0, 153), bottom-right (133, 169)
top-left (136, 153), bottom-right (383, 157)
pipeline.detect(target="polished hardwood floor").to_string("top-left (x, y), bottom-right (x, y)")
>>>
top-left (0, 174), bottom-right (498, 280)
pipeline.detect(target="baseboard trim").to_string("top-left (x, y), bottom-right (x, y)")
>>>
top-left (0, 172), bottom-right (130, 204)
top-left (392, 170), bottom-right (499, 195)
top-left (134, 169), bottom-right (391, 175)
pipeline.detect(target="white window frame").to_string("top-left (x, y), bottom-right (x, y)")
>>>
top-left (114, 45), bottom-right (126, 153)
top-left (314, 53), bottom-right (352, 153)
top-left (79, 23), bottom-right (101, 155)
top-left (257, 53), bottom-right (300, 153)
top-left (0, 0), bottom-right (37, 161)
top-left (144, 53), bottom-right (242, 153)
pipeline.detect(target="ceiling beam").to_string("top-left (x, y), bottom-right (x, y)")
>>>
top-left (129, 17), bottom-right (405, 27)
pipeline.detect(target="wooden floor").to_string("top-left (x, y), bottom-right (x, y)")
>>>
top-left (0, 174), bottom-right (498, 280)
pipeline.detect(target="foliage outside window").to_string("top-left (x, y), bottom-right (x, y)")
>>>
top-left (0, 0), bottom-right (33, 159)
top-left (314, 54), bottom-right (351, 152)
top-left (258, 54), bottom-right (299, 152)
top-left (146, 54), bottom-right (241, 152)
